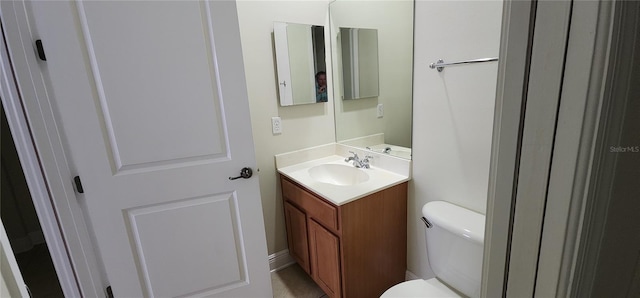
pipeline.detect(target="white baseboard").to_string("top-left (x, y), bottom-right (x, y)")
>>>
top-left (269, 249), bottom-right (295, 272)
top-left (405, 270), bottom-right (420, 281)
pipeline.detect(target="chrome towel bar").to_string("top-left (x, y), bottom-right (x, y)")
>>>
top-left (429, 57), bottom-right (498, 72)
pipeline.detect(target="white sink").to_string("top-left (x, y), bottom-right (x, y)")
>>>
top-left (308, 164), bottom-right (370, 186)
top-left (276, 154), bottom-right (410, 205)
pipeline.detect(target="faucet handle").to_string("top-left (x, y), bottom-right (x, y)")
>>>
top-left (345, 151), bottom-right (358, 162)
top-left (361, 155), bottom-right (373, 169)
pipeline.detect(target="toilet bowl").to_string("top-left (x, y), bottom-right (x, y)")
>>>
top-left (381, 278), bottom-right (461, 297)
top-left (381, 201), bottom-right (485, 297)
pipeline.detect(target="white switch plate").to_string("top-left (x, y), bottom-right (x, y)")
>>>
top-left (377, 104), bottom-right (384, 118)
top-left (271, 117), bottom-right (282, 134)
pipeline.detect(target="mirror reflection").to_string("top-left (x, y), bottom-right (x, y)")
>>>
top-left (340, 28), bottom-right (379, 100)
top-left (274, 22), bottom-right (327, 106)
top-left (330, 0), bottom-right (414, 159)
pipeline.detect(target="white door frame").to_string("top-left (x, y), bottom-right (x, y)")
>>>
top-left (0, 22), bottom-right (83, 297)
top-left (483, 0), bottom-right (615, 296)
top-left (481, 0), bottom-right (535, 295)
top-left (561, 1), bottom-right (638, 295)
top-left (1, 1), bottom-right (105, 296)
top-left (534, 0), bottom-right (614, 295)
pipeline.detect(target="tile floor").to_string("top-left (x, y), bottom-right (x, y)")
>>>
top-left (271, 264), bottom-right (327, 298)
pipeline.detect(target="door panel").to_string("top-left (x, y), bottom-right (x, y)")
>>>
top-left (77, 1), bottom-right (227, 172)
top-left (25, 1), bottom-right (270, 296)
top-left (126, 193), bottom-right (246, 297)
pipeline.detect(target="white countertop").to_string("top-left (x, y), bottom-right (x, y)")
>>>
top-left (277, 155), bottom-right (410, 206)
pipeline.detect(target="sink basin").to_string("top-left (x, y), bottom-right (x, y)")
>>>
top-left (308, 164), bottom-right (370, 186)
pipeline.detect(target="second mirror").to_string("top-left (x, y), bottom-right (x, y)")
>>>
top-left (274, 22), bottom-right (327, 106)
top-left (340, 28), bottom-right (379, 100)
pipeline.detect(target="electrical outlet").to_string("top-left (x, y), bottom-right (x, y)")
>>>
top-left (377, 104), bottom-right (384, 118)
top-left (271, 117), bottom-right (282, 134)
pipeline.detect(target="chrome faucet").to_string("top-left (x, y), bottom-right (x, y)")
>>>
top-left (345, 151), bottom-right (373, 169)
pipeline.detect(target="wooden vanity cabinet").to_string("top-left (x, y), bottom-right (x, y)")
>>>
top-left (281, 176), bottom-right (407, 298)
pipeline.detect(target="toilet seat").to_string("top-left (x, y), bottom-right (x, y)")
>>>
top-left (380, 278), bottom-right (462, 297)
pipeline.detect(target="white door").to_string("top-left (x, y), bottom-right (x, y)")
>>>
top-left (24, 1), bottom-right (271, 297)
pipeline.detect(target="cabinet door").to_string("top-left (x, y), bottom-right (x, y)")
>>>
top-left (284, 202), bottom-right (310, 273)
top-left (309, 219), bottom-right (341, 298)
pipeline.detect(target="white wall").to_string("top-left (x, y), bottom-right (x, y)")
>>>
top-left (331, 0), bottom-right (413, 148)
top-left (236, 0), bottom-right (334, 255)
top-left (409, 0), bottom-right (503, 278)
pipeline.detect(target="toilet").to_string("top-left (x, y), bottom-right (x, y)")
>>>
top-left (381, 201), bottom-right (485, 297)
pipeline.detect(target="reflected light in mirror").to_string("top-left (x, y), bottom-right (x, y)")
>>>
top-left (329, 0), bottom-right (414, 159)
top-left (340, 27), bottom-right (379, 100)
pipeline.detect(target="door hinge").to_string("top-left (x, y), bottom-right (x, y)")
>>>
top-left (105, 286), bottom-right (113, 298)
top-left (73, 176), bottom-right (84, 193)
top-left (35, 40), bottom-right (46, 61)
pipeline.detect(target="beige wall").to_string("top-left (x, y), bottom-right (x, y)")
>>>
top-left (331, 1), bottom-right (414, 148)
top-left (409, 0), bottom-right (503, 278)
top-left (237, 0), bottom-right (334, 254)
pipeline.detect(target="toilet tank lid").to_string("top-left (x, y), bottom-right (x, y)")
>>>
top-left (422, 201), bottom-right (485, 244)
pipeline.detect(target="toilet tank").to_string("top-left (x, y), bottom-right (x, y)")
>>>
top-left (422, 201), bottom-right (485, 298)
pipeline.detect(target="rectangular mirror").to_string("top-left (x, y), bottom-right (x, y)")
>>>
top-left (274, 22), bottom-right (327, 106)
top-left (340, 28), bottom-right (379, 100)
top-left (330, 0), bottom-right (414, 159)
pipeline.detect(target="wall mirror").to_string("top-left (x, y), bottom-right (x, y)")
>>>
top-left (274, 22), bottom-right (327, 106)
top-left (329, 0), bottom-right (414, 159)
top-left (340, 27), bottom-right (379, 100)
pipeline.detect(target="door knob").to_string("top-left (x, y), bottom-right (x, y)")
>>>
top-left (229, 167), bottom-right (253, 180)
